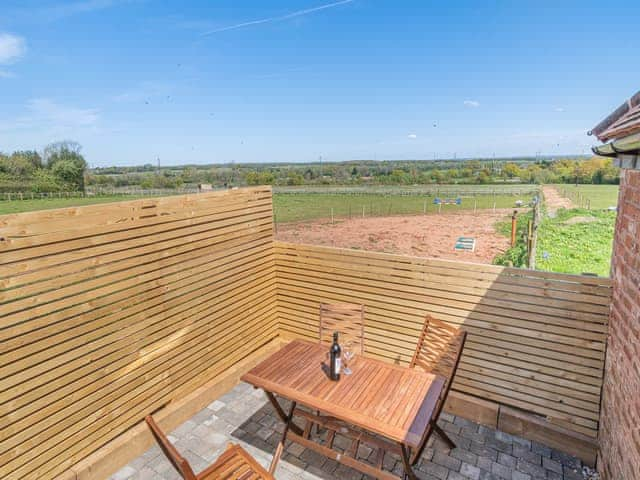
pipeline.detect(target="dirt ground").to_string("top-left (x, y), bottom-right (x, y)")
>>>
top-left (276, 210), bottom-right (513, 264)
top-left (542, 185), bottom-right (574, 215)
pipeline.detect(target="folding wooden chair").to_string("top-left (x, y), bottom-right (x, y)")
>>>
top-left (408, 315), bottom-right (467, 464)
top-left (319, 303), bottom-right (365, 354)
top-left (145, 415), bottom-right (274, 480)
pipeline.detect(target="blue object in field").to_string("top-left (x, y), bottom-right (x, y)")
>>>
top-left (434, 197), bottom-right (462, 205)
top-left (454, 237), bottom-right (476, 252)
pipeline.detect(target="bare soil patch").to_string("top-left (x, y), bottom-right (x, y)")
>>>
top-left (543, 185), bottom-right (574, 215)
top-left (276, 211), bottom-right (513, 264)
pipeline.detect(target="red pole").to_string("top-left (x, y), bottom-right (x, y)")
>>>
top-left (511, 210), bottom-right (518, 247)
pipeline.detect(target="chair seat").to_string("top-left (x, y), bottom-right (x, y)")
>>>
top-left (197, 444), bottom-right (272, 480)
top-left (145, 414), bottom-right (273, 480)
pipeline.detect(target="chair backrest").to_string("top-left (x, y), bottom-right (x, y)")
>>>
top-left (409, 315), bottom-right (467, 393)
top-left (319, 303), bottom-right (365, 354)
top-left (145, 415), bottom-right (197, 480)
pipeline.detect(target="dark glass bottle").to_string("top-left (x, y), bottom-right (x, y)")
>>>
top-left (330, 331), bottom-right (341, 381)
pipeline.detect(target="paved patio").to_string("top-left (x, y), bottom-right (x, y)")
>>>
top-left (111, 383), bottom-right (591, 480)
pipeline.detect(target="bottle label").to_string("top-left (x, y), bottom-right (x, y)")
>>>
top-left (335, 358), bottom-right (341, 374)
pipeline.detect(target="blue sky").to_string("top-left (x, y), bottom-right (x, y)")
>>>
top-left (1, 0), bottom-right (639, 166)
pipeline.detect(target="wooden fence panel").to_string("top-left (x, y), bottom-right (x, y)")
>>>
top-left (0, 188), bottom-right (615, 478)
top-left (274, 242), bottom-right (612, 439)
top-left (0, 188), bottom-right (278, 480)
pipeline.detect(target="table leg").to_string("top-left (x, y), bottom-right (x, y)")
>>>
top-left (400, 444), bottom-right (418, 480)
top-left (264, 391), bottom-right (303, 435)
top-left (434, 423), bottom-right (456, 450)
top-left (269, 401), bottom-right (297, 474)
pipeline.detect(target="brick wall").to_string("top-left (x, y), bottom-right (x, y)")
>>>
top-left (598, 169), bottom-right (640, 479)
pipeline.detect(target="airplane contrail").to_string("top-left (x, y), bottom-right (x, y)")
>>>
top-left (202, 0), bottom-right (355, 35)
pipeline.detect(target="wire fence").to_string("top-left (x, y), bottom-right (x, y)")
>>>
top-left (273, 192), bottom-right (536, 224)
top-left (0, 187), bottom-right (202, 202)
top-left (274, 184), bottom-right (540, 196)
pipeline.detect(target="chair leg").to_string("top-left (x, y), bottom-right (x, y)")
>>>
top-left (400, 444), bottom-right (419, 480)
top-left (269, 401), bottom-right (296, 475)
top-left (434, 424), bottom-right (456, 450)
top-left (315, 409), bottom-right (323, 436)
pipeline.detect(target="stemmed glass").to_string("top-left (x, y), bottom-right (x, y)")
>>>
top-left (343, 341), bottom-right (355, 375)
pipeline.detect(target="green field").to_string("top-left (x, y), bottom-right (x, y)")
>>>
top-left (273, 193), bottom-right (530, 223)
top-left (553, 184), bottom-right (619, 209)
top-left (535, 209), bottom-right (615, 277)
top-left (0, 186), bottom-right (538, 219)
top-left (0, 195), bottom-right (149, 215)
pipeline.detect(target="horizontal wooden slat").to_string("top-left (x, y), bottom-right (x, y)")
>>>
top-left (0, 190), bottom-right (612, 479)
top-left (0, 188), bottom-right (278, 480)
top-left (273, 241), bottom-right (611, 439)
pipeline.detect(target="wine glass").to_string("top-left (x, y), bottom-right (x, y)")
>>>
top-left (343, 341), bottom-right (355, 375)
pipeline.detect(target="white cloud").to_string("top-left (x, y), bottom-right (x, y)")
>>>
top-left (27, 98), bottom-right (100, 127)
top-left (0, 70), bottom-right (16, 78)
top-left (0, 33), bottom-right (26, 64)
top-left (463, 100), bottom-right (480, 108)
top-left (555, 107), bottom-right (565, 112)
top-left (202, 0), bottom-right (355, 35)
top-left (407, 134), bottom-right (417, 139)
top-left (0, 98), bottom-right (101, 141)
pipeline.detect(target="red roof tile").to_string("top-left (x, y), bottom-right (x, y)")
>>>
top-left (591, 90), bottom-right (640, 142)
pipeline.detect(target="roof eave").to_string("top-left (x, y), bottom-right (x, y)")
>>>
top-left (590, 90), bottom-right (640, 142)
top-left (593, 132), bottom-right (640, 158)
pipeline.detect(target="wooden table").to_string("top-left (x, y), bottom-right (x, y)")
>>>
top-left (241, 340), bottom-right (445, 480)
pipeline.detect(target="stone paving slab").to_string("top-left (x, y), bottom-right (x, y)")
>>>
top-left (110, 383), bottom-right (589, 480)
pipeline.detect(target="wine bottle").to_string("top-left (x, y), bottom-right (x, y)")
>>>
top-left (330, 331), bottom-right (341, 381)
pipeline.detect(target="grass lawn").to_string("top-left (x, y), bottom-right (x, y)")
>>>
top-left (273, 193), bottom-right (529, 223)
top-left (553, 184), bottom-right (619, 209)
top-left (0, 195), bottom-right (149, 215)
top-left (535, 208), bottom-right (615, 277)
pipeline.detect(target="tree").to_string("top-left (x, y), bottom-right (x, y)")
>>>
top-left (502, 162), bottom-right (521, 179)
top-left (31, 169), bottom-right (64, 192)
top-left (44, 141), bottom-right (87, 191)
top-left (44, 141), bottom-right (82, 165)
top-left (476, 171), bottom-right (490, 184)
top-left (52, 160), bottom-right (85, 189)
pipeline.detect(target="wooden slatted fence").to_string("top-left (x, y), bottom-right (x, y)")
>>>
top-left (273, 242), bottom-right (611, 439)
top-left (0, 187), bottom-right (278, 480)
top-left (0, 188), bottom-right (614, 479)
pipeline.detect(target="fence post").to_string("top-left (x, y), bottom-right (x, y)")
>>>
top-left (493, 201), bottom-right (496, 213)
top-left (474, 199), bottom-right (477, 214)
top-left (423, 199), bottom-right (427, 215)
top-left (331, 208), bottom-right (334, 224)
top-left (362, 205), bottom-right (365, 218)
top-left (528, 200), bottom-right (541, 269)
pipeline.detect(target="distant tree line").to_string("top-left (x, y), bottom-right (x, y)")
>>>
top-left (87, 156), bottom-right (620, 189)
top-left (0, 141), bottom-right (87, 193)
top-left (0, 149), bottom-right (619, 193)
